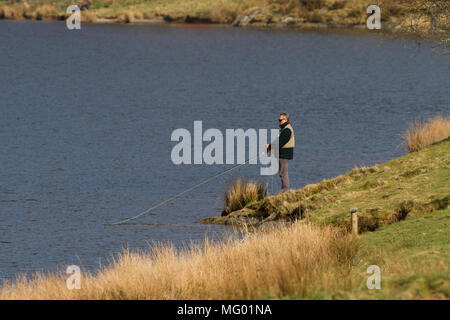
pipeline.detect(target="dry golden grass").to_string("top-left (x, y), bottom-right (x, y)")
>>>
top-left (403, 115), bottom-right (450, 152)
top-left (0, 5), bottom-right (13, 19)
top-left (0, 3), bottom-right (27, 19)
top-left (0, 222), bottom-right (360, 299)
top-left (133, 10), bottom-right (144, 20)
top-left (1, 0), bottom-right (447, 37)
top-left (117, 10), bottom-right (135, 23)
top-left (0, 3), bottom-right (58, 20)
top-left (81, 10), bottom-right (98, 23)
top-left (34, 4), bottom-right (57, 20)
top-left (222, 178), bottom-right (268, 216)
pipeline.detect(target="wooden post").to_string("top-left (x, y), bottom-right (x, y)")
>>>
top-left (350, 208), bottom-right (358, 235)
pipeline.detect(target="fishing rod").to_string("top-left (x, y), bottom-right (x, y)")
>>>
top-left (108, 153), bottom-right (265, 226)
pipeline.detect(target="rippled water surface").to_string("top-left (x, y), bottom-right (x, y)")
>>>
top-left (0, 20), bottom-right (449, 280)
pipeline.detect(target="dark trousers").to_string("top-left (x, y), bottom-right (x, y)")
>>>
top-left (279, 158), bottom-right (290, 192)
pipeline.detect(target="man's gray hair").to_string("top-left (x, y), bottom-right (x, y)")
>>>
top-left (280, 112), bottom-right (289, 120)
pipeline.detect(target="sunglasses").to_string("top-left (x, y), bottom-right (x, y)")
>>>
top-left (278, 118), bottom-right (285, 122)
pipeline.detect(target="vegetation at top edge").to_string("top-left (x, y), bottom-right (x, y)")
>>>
top-left (0, 0), bottom-right (448, 42)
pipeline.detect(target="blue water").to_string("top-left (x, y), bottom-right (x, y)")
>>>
top-left (0, 20), bottom-right (448, 281)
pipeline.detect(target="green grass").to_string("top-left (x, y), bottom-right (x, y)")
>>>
top-left (361, 208), bottom-right (450, 258)
top-left (357, 208), bottom-right (449, 299)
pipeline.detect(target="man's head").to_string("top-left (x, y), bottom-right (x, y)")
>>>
top-left (278, 113), bottom-right (289, 125)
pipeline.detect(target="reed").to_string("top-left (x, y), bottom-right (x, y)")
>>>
top-left (0, 222), bottom-right (360, 299)
top-left (403, 115), bottom-right (450, 152)
top-left (222, 178), bottom-right (268, 216)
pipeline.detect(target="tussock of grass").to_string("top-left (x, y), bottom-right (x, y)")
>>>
top-left (81, 10), bottom-right (98, 23)
top-left (0, 222), bottom-right (359, 299)
top-left (117, 10), bottom-right (135, 23)
top-left (403, 115), bottom-right (450, 153)
top-left (0, 3), bottom-right (26, 19)
top-left (222, 178), bottom-right (268, 216)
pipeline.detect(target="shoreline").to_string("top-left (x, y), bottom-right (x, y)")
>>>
top-left (0, 1), bottom-right (448, 41)
top-left (1, 15), bottom-right (444, 42)
top-left (0, 14), bottom-right (431, 30)
top-left (0, 0), bottom-right (449, 42)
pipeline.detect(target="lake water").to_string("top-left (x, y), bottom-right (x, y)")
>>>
top-left (0, 20), bottom-right (448, 281)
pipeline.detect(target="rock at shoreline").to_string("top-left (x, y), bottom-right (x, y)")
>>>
top-left (232, 9), bottom-right (261, 27)
top-left (280, 17), bottom-right (295, 26)
top-left (232, 7), bottom-right (276, 27)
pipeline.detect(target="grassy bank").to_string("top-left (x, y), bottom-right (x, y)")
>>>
top-left (205, 117), bottom-right (449, 231)
top-left (0, 0), bottom-right (449, 36)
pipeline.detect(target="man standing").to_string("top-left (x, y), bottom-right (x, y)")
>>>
top-left (266, 113), bottom-right (295, 192)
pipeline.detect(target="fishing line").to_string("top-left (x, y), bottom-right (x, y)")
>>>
top-left (108, 153), bottom-right (262, 226)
